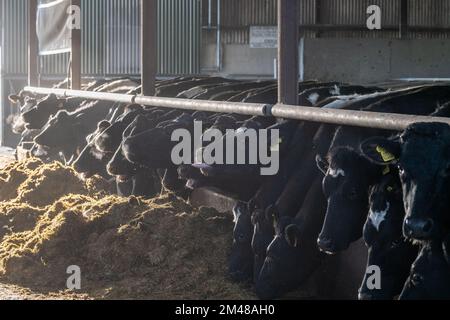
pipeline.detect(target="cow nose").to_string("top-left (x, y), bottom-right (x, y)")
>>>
top-left (317, 237), bottom-right (337, 255)
top-left (403, 218), bottom-right (434, 240)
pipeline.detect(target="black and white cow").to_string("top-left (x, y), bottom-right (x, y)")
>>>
top-left (361, 122), bottom-right (450, 240)
top-left (358, 172), bottom-right (418, 300)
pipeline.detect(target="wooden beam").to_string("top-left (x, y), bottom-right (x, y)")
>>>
top-left (70, 0), bottom-right (82, 89)
top-left (141, 0), bottom-right (157, 96)
top-left (400, 0), bottom-right (408, 39)
top-left (278, 0), bottom-right (299, 105)
top-left (28, 0), bottom-right (39, 86)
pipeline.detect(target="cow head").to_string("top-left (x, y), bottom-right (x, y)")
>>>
top-left (251, 204), bottom-right (275, 284)
top-left (107, 145), bottom-right (138, 183)
top-left (8, 91), bottom-right (35, 107)
top-left (255, 215), bottom-right (304, 299)
top-left (8, 95), bottom-right (37, 134)
top-left (122, 121), bottom-right (179, 169)
top-left (34, 110), bottom-right (78, 149)
top-left (22, 94), bottom-right (65, 130)
top-left (361, 122), bottom-right (450, 240)
top-left (359, 172), bottom-right (418, 300)
top-left (399, 240), bottom-right (450, 300)
top-left (228, 201), bottom-right (254, 283)
top-left (73, 123), bottom-right (112, 179)
top-left (95, 118), bottom-right (129, 153)
top-left (316, 147), bottom-right (381, 254)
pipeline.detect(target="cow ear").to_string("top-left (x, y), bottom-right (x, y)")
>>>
top-left (8, 94), bottom-right (22, 104)
top-left (285, 224), bottom-right (301, 248)
top-left (316, 154), bottom-right (329, 175)
top-left (360, 137), bottom-right (400, 165)
top-left (97, 120), bottom-right (111, 132)
top-left (265, 205), bottom-right (280, 227)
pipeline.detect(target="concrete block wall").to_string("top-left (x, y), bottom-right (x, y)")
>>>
top-left (303, 39), bottom-right (450, 84)
top-left (202, 39), bottom-right (450, 83)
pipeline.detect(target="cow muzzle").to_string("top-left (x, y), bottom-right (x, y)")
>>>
top-left (403, 218), bottom-right (435, 240)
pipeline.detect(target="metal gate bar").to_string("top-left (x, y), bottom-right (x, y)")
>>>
top-left (23, 86), bottom-right (450, 131)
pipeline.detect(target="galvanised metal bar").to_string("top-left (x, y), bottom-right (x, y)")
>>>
top-left (271, 103), bottom-right (450, 131)
top-left (24, 87), bottom-right (135, 105)
top-left (23, 86), bottom-right (450, 131)
top-left (23, 86), bottom-right (270, 116)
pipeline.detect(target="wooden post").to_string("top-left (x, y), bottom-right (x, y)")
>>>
top-left (70, 0), bottom-right (81, 89)
top-left (400, 0), bottom-right (408, 39)
top-left (28, 0), bottom-right (39, 86)
top-left (141, 0), bottom-right (157, 96)
top-left (278, 0), bottom-right (299, 105)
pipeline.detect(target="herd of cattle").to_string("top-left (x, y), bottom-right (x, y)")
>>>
top-left (7, 76), bottom-right (450, 300)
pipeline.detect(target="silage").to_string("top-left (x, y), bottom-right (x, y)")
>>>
top-left (0, 159), bottom-right (253, 299)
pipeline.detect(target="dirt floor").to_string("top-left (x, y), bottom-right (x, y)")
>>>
top-left (0, 149), bottom-right (255, 300)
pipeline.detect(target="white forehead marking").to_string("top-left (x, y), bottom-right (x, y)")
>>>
top-left (90, 146), bottom-right (104, 160)
top-left (330, 85), bottom-right (341, 96)
top-left (328, 167), bottom-right (346, 178)
top-left (307, 93), bottom-right (320, 105)
top-left (369, 201), bottom-right (390, 231)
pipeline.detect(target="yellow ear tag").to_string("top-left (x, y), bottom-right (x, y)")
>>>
top-left (376, 145), bottom-right (396, 163)
top-left (383, 166), bottom-right (390, 176)
top-left (387, 186), bottom-right (394, 192)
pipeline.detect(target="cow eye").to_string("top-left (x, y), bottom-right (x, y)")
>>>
top-left (237, 233), bottom-right (246, 242)
top-left (411, 274), bottom-right (423, 286)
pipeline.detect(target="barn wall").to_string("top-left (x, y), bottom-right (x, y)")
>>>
top-left (303, 38), bottom-right (450, 83)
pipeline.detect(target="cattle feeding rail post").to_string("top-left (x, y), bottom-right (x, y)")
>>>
top-left (141, 0), bottom-right (157, 96)
top-left (278, 0), bottom-right (299, 105)
top-left (22, 86), bottom-right (450, 131)
top-left (70, 0), bottom-right (82, 90)
top-left (28, 0), bottom-right (39, 87)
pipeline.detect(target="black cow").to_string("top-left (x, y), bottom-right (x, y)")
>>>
top-left (399, 239), bottom-right (450, 300)
top-left (316, 145), bottom-right (384, 253)
top-left (255, 177), bottom-right (327, 299)
top-left (228, 201), bottom-right (254, 283)
top-left (358, 172), bottom-right (418, 300)
top-left (361, 122), bottom-right (450, 240)
top-left (73, 120), bottom-right (114, 179)
top-left (316, 86), bottom-right (450, 254)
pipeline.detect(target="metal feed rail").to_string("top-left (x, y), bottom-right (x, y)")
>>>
top-left (24, 86), bottom-right (450, 131)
